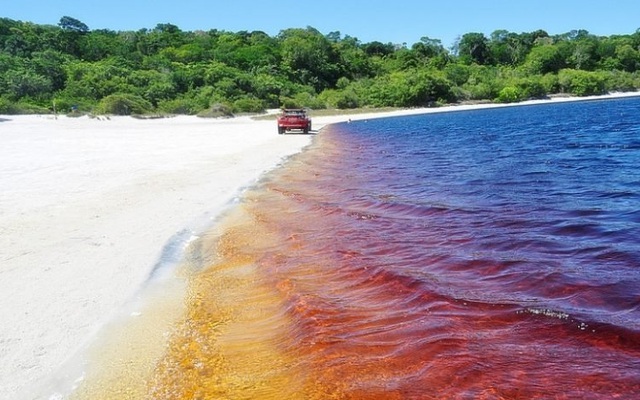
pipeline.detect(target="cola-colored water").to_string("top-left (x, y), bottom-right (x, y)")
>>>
top-left (150, 98), bottom-right (640, 399)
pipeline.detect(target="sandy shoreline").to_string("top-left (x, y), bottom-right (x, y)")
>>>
top-left (0, 115), bottom-right (315, 399)
top-left (1, 91), bottom-right (639, 399)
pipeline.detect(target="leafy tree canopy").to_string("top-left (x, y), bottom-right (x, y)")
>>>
top-left (1, 16), bottom-right (640, 115)
top-left (58, 16), bottom-right (89, 33)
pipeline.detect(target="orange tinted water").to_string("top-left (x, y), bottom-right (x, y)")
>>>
top-left (146, 209), bottom-right (306, 399)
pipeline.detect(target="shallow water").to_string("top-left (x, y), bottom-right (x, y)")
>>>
top-left (149, 98), bottom-right (640, 399)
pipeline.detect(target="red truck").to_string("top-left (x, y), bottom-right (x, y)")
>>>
top-left (277, 108), bottom-right (312, 134)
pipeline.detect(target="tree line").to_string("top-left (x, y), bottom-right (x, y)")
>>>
top-left (1, 16), bottom-right (640, 115)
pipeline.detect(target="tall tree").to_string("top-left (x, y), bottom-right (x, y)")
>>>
top-left (58, 16), bottom-right (89, 33)
top-left (278, 27), bottom-right (339, 91)
top-left (456, 32), bottom-right (492, 65)
top-left (57, 16), bottom-right (89, 57)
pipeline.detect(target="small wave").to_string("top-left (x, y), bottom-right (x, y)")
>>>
top-left (597, 190), bottom-right (639, 199)
top-left (550, 222), bottom-right (604, 237)
top-left (349, 196), bottom-right (476, 221)
top-left (564, 208), bottom-right (605, 218)
top-left (594, 249), bottom-right (639, 265)
top-left (519, 307), bottom-right (570, 320)
top-left (147, 228), bottom-right (199, 281)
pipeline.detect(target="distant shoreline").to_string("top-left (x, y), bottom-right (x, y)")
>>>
top-left (3, 90), bottom-right (639, 127)
top-left (310, 91), bottom-right (640, 126)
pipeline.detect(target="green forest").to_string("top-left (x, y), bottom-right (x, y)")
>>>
top-left (2, 16), bottom-right (640, 115)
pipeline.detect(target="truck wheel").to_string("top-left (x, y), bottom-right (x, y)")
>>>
top-left (278, 127), bottom-right (285, 134)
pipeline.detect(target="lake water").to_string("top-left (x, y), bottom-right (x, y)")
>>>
top-left (149, 98), bottom-right (640, 399)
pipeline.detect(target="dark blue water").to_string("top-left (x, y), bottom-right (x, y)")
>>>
top-left (333, 99), bottom-right (640, 328)
top-left (255, 97), bottom-right (640, 398)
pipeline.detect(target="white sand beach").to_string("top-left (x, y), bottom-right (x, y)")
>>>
top-left (1, 91), bottom-right (639, 399)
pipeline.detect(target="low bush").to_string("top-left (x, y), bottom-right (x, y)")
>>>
top-left (558, 69), bottom-right (606, 96)
top-left (496, 86), bottom-right (524, 103)
top-left (157, 97), bottom-right (202, 115)
top-left (0, 97), bottom-right (18, 114)
top-left (94, 93), bottom-right (153, 115)
top-left (0, 98), bottom-right (51, 114)
top-left (232, 97), bottom-right (265, 113)
top-left (197, 103), bottom-right (234, 118)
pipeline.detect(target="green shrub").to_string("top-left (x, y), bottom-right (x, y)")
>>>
top-left (279, 92), bottom-right (326, 109)
top-left (315, 90), bottom-right (337, 108)
top-left (540, 74), bottom-right (559, 94)
top-left (293, 92), bottom-right (326, 109)
top-left (157, 98), bottom-right (202, 115)
top-left (197, 103), bottom-right (234, 118)
top-left (466, 82), bottom-right (498, 100)
top-left (232, 97), bottom-right (265, 113)
top-left (518, 78), bottom-right (547, 99)
top-left (94, 93), bottom-right (153, 115)
top-left (0, 98), bottom-right (50, 114)
top-left (53, 97), bottom-right (94, 115)
top-left (603, 70), bottom-right (637, 92)
top-left (336, 77), bottom-right (350, 90)
top-left (444, 64), bottom-right (471, 86)
top-left (334, 90), bottom-right (360, 109)
top-left (279, 98), bottom-right (295, 108)
top-left (558, 69), bottom-right (606, 96)
top-left (496, 86), bottom-right (524, 103)
top-left (0, 97), bottom-right (17, 114)
top-left (450, 86), bottom-right (470, 102)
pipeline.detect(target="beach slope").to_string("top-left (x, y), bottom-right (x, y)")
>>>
top-left (0, 115), bottom-right (311, 399)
